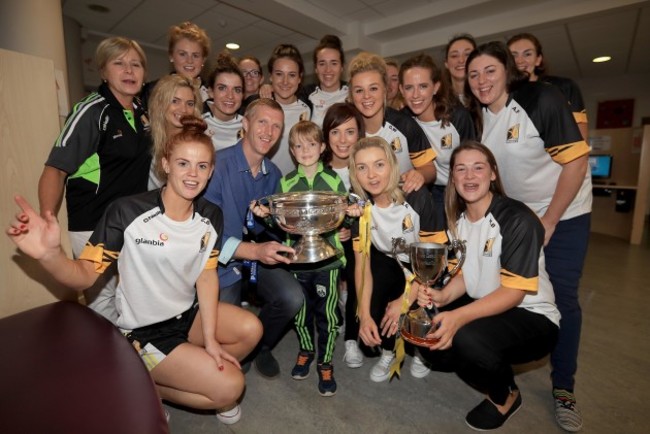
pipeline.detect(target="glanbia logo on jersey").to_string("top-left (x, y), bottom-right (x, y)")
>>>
top-left (506, 124), bottom-right (520, 143)
top-left (135, 237), bottom-right (165, 247)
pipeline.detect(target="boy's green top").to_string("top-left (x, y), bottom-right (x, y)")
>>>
top-left (278, 161), bottom-right (347, 271)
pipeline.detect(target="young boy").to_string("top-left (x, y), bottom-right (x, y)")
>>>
top-left (251, 120), bottom-right (346, 396)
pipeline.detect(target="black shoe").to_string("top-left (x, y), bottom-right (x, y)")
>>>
top-left (255, 348), bottom-right (280, 378)
top-left (465, 391), bottom-right (522, 431)
top-left (317, 363), bottom-right (337, 397)
top-left (241, 360), bottom-right (251, 374)
top-left (291, 351), bottom-right (314, 380)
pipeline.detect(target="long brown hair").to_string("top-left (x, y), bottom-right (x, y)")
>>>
top-left (445, 141), bottom-right (505, 239)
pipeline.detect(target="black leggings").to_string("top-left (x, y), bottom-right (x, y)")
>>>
top-left (419, 295), bottom-right (558, 405)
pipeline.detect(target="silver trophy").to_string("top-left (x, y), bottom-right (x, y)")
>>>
top-left (265, 191), bottom-right (348, 263)
top-left (395, 239), bottom-right (466, 346)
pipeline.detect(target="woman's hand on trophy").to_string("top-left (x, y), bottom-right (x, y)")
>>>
top-left (359, 316), bottom-right (382, 347)
top-left (255, 241), bottom-right (295, 265)
top-left (380, 299), bottom-right (402, 337)
top-left (426, 310), bottom-right (467, 351)
top-left (345, 203), bottom-right (362, 217)
top-left (338, 226), bottom-right (351, 242)
top-left (249, 200), bottom-right (270, 218)
top-left (415, 281), bottom-right (434, 307)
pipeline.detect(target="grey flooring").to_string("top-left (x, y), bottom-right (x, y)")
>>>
top-left (166, 232), bottom-right (650, 433)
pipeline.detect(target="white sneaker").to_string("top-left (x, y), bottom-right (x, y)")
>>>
top-left (342, 339), bottom-right (364, 368)
top-left (216, 404), bottom-right (241, 425)
top-left (370, 349), bottom-right (395, 382)
top-left (410, 354), bottom-right (431, 378)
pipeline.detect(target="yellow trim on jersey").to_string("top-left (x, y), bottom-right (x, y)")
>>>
top-left (419, 230), bottom-right (448, 244)
top-left (78, 243), bottom-right (116, 273)
top-left (573, 111), bottom-right (588, 125)
top-left (410, 147), bottom-right (436, 168)
top-left (205, 249), bottom-right (220, 270)
top-left (547, 140), bottom-right (589, 164)
top-left (501, 269), bottom-right (538, 292)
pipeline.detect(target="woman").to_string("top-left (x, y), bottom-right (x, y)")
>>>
top-left (9, 117), bottom-right (263, 425)
top-left (399, 53), bottom-right (477, 225)
top-left (443, 33), bottom-right (477, 106)
top-left (347, 52), bottom-right (436, 194)
top-left (38, 37), bottom-right (152, 323)
top-left (466, 41), bottom-right (591, 432)
top-left (348, 136), bottom-right (445, 383)
top-left (417, 142), bottom-right (560, 431)
top-left (238, 55), bottom-right (264, 111)
top-left (265, 43), bottom-right (312, 174)
top-left (385, 59), bottom-right (404, 110)
top-left (148, 74), bottom-right (201, 189)
top-left (321, 103), bottom-right (365, 369)
top-left (507, 32), bottom-right (589, 140)
top-left (202, 51), bottom-right (245, 151)
top-left (142, 21), bottom-right (211, 107)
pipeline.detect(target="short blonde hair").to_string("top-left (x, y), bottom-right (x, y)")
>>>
top-left (289, 121), bottom-right (324, 149)
top-left (349, 136), bottom-right (404, 204)
top-left (96, 37), bottom-right (147, 74)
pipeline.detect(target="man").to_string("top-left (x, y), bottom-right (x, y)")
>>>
top-left (204, 98), bottom-right (304, 378)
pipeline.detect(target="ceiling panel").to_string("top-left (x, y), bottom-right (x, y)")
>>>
top-left (627, 5), bottom-right (650, 74)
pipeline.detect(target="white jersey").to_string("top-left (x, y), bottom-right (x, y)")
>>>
top-left (202, 101), bottom-right (243, 151)
top-left (332, 165), bottom-right (351, 192)
top-left (270, 99), bottom-right (311, 174)
top-left (308, 85), bottom-right (349, 127)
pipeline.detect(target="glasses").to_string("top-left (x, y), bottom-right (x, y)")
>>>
top-left (241, 69), bottom-right (261, 78)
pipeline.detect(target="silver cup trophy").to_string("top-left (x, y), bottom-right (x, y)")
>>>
top-left (395, 239), bottom-right (466, 346)
top-left (265, 191), bottom-right (348, 263)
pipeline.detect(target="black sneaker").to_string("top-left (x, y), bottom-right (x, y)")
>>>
top-left (291, 351), bottom-right (314, 380)
top-left (465, 391), bottom-right (522, 431)
top-left (317, 363), bottom-right (337, 397)
top-left (255, 348), bottom-right (280, 378)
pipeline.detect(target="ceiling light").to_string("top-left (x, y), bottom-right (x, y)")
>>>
top-left (592, 56), bottom-right (611, 63)
top-left (226, 43), bottom-right (240, 50)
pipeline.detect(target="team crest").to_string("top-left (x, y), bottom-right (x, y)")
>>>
top-left (199, 231), bottom-right (211, 253)
top-left (237, 128), bottom-right (244, 139)
top-left (506, 124), bottom-right (520, 143)
top-left (316, 284), bottom-right (327, 298)
top-left (299, 111), bottom-right (309, 121)
top-left (391, 137), bottom-right (403, 153)
top-left (441, 133), bottom-right (453, 149)
top-left (402, 214), bottom-right (414, 234)
top-left (483, 237), bottom-right (495, 257)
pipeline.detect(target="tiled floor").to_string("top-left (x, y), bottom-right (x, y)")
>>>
top-left (166, 232), bottom-right (650, 433)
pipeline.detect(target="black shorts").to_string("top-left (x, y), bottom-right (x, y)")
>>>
top-left (123, 303), bottom-right (199, 371)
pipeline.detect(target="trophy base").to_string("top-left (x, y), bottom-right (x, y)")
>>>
top-left (290, 235), bottom-right (341, 263)
top-left (400, 329), bottom-right (440, 347)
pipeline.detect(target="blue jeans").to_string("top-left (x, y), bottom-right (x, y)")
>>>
top-left (545, 213), bottom-right (591, 391)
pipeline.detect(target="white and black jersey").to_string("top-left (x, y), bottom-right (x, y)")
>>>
top-left (270, 98), bottom-right (312, 175)
top-left (366, 107), bottom-right (437, 175)
top-left (410, 105), bottom-right (476, 186)
top-left (304, 83), bottom-right (349, 127)
top-left (481, 81), bottom-right (592, 219)
top-left (541, 75), bottom-right (587, 125)
top-left (352, 188), bottom-right (446, 263)
top-left (202, 101), bottom-right (243, 151)
top-left (453, 195), bottom-right (560, 325)
top-left (79, 190), bottom-right (223, 330)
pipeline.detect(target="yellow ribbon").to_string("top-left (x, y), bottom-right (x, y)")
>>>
top-left (389, 273), bottom-right (415, 379)
top-left (356, 203), bottom-right (372, 319)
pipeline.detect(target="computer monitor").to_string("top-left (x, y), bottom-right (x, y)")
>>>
top-left (589, 154), bottom-right (613, 179)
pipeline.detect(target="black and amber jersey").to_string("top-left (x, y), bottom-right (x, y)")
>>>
top-left (409, 105), bottom-right (477, 186)
top-left (481, 81), bottom-right (592, 219)
top-left (366, 107), bottom-right (437, 176)
top-left (79, 190), bottom-right (223, 330)
top-left (454, 195), bottom-right (560, 325)
top-left (541, 75), bottom-right (587, 125)
top-left (45, 83), bottom-right (152, 231)
top-left (352, 188), bottom-right (446, 263)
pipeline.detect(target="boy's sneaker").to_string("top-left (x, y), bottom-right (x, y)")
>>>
top-left (216, 404), bottom-right (241, 425)
top-left (291, 351), bottom-right (314, 380)
top-left (553, 388), bottom-right (583, 432)
top-left (370, 349), bottom-right (395, 382)
top-left (317, 363), bottom-right (337, 397)
top-left (410, 353), bottom-right (431, 378)
top-left (342, 339), bottom-right (364, 368)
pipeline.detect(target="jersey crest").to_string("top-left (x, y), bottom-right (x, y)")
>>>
top-left (391, 137), bottom-right (403, 153)
top-left (441, 133), bottom-right (453, 149)
top-left (483, 237), bottom-right (495, 257)
top-left (402, 214), bottom-right (414, 233)
top-left (200, 231), bottom-right (211, 253)
top-left (507, 124), bottom-right (520, 143)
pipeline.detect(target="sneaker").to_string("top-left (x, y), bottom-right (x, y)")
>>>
top-left (216, 404), bottom-right (241, 425)
top-left (465, 391), bottom-right (522, 431)
top-left (342, 340), bottom-right (364, 368)
top-left (370, 349), bottom-right (395, 382)
top-left (317, 363), bottom-right (337, 397)
top-left (291, 351), bottom-right (314, 380)
top-left (255, 348), bottom-right (280, 378)
top-left (553, 388), bottom-right (583, 432)
top-left (410, 353), bottom-right (431, 378)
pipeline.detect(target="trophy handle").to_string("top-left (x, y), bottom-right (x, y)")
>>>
top-left (447, 239), bottom-right (466, 278)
